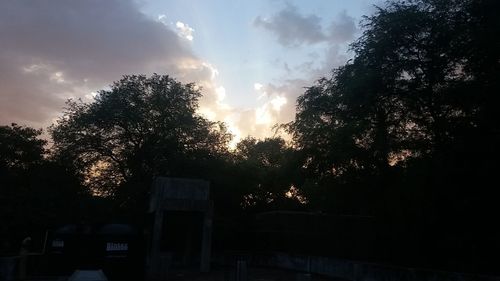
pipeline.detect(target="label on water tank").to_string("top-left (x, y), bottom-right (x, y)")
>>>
top-left (106, 242), bottom-right (128, 251)
top-left (52, 239), bottom-right (64, 248)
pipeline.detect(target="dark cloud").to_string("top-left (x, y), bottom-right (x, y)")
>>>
top-left (254, 3), bottom-right (326, 47)
top-left (0, 57), bottom-right (62, 126)
top-left (254, 4), bottom-right (357, 47)
top-left (328, 11), bottom-right (357, 44)
top-left (0, 0), bottom-right (204, 128)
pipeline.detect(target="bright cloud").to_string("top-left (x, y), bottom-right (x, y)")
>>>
top-left (197, 107), bottom-right (217, 120)
top-left (255, 104), bottom-right (272, 125)
top-left (224, 116), bottom-right (243, 149)
top-left (254, 95), bottom-right (287, 125)
top-left (270, 96), bottom-right (287, 111)
top-left (215, 86), bottom-right (226, 102)
top-left (176, 21), bottom-right (194, 41)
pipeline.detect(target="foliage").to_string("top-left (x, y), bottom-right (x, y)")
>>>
top-left (289, 0), bottom-right (498, 206)
top-left (287, 0), bottom-right (499, 270)
top-left (50, 74), bottom-right (232, 212)
top-left (0, 124), bottom-right (86, 253)
top-left (234, 137), bottom-right (305, 211)
top-left (0, 123), bottom-right (46, 171)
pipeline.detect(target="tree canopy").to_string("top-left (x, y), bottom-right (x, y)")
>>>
top-left (234, 137), bottom-right (305, 211)
top-left (50, 74), bottom-right (231, 206)
top-left (289, 0), bottom-right (499, 205)
top-left (1, 124), bottom-right (86, 253)
top-left (287, 0), bottom-right (499, 270)
top-left (0, 123), bottom-right (46, 172)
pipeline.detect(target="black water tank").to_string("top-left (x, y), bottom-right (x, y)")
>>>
top-left (48, 224), bottom-right (95, 274)
top-left (95, 224), bottom-right (143, 280)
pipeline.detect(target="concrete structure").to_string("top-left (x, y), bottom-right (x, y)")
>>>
top-left (147, 177), bottom-right (213, 280)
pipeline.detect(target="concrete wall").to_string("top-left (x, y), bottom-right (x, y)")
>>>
top-left (245, 252), bottom-right (500, 281)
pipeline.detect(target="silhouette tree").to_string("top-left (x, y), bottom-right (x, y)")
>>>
top-left (50, 74), bottom-right (232, 214)
top-left (287, 0), bottom-right (499, 271)
top-left (0, 124), bottom-right (85, 253)
top-left (0, 123), bottom-right (46, 171)
top-left (233, 137), bottom-right (305, 211)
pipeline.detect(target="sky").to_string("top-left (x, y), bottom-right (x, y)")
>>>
top-left (0, 0), bottom-right (381, 146)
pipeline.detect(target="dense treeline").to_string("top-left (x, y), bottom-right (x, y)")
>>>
top-left (287, 0), bottom-right (500, 271)
top-left (1, 125), bottom-right (90, 253)
top-left (1, 0), bottom-right (498, 273)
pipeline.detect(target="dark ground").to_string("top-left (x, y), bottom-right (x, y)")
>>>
top-left (165, 266), bottom-right (342, 281)
top-left (25, 266), bottom-right (343, 281)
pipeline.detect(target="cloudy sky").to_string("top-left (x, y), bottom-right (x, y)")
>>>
top-left (0, 0), bottom-right (380, 146)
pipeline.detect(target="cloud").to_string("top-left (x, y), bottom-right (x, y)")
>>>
top-left (176, 21), bottom-right (194, 41)
top-left (328, 11), bottom-right (357, 44)
top-left (247, 6), bottom-right (357, 140)
top-left (254, 83), bottom-right (264, 91)
top-left (224, 79), bottom-right (310, 141)
top-left (0, 0), bottom-right (358, 144)
top-left (270, 95), bottom-right (287, 111)
top-left (232, 44), bottom-right (351, 142)
top-left (158, 14), bottom-right (167, 24)
top-left (0, 0), bottom-right (219, 130)
top-left (254, 3), bottom-right (326, 47)
top-left (258, 79), bottom-right (309, 125)
top-left (305, 45), bottom-right (350, 79)
top-left (254, 4), bottom-right (357, 47)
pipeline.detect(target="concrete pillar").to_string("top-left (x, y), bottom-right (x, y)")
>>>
top-left (235, 259), bottom-right (248, 281)
top-left (148, 210), bottom-right (164, 280)
top-left (200, 203), bottom-right (213, 272)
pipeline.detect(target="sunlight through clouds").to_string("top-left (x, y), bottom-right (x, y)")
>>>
top-left (224, 116), bottom-right (243, 149)
top-left (197, 107), bottom-right (217, 120)
top-left (270, 95), bottom-right (287, 111)
top-left (255, 104), bottom-right (272, 125)
top-left (254, 83), bottom-right (263, 91)
top-left (215, 86), bottom-right (226, 102)
top-left (0, 0), bottom-right (360, 144)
